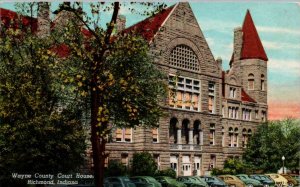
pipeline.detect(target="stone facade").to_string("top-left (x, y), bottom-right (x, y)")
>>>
top-left (105, 2), bottom-right (268, 176)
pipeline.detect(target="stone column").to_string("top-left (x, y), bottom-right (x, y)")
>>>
top-left (177, 129), bottom-right (182, 144)
top-left (188, 129), bottom-right (193, 144)
top-left (199, 130), bottom-right (203, 145)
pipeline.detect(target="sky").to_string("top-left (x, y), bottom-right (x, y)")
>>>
top-left (0, 1), bottom-right (299, 120)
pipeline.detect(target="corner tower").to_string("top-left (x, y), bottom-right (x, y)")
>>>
top-left (232, 10), bottom-right (268, 104)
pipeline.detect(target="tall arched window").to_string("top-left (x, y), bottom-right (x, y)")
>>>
top-left (229, 127), bottom-right (234, 147)
top-left (222, 126), bottom-right (225, 147)
top-left (242, 128), bottom-right (247, 148)
top-left (261, 74), bottom-right (265, 91)
top-left (169, 45), bottom-right (200, 71)
top-left (248, 74), bottom-right (254, 90)
top-left (234, 128), bottom-right (239, 147)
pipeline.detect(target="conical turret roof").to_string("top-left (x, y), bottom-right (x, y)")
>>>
top-left (241, 10), bottom-right (268, 61)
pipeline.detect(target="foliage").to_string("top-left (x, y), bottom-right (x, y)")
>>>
top-left (243, 119), bottom-right (300, 172)
top-left (0, 10), bottom-right (86, 185)
top-left (54, 3), bottom-right (168, 186)
top-left (0, 2), bottom-right (168, 186)
top-left (211, 158), bottom-right (248, 175)
top-left (105, 160), bottom-right (128, 177)
top-left (131, 152), bottom-right (157, 176)
top-left (156, 168), bottom-right (177, 178)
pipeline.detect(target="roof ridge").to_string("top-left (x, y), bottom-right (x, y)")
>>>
top-left (122, 4), bottom-right (176, 42)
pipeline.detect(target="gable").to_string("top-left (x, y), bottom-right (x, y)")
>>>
top-left (153, 2), bottom-right (217, 75)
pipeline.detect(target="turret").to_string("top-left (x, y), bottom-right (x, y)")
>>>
top-left (233, 10), bottom-right (268, 104)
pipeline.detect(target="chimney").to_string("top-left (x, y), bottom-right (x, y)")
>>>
top-left (216, 57), bottom-right (222, 70)
top-left (53, 2), bottom-right (83, 29)
top-left (116, 15), bottom-right (126, 33)
top-left (37, 2), bottom-right (50, 37)
top-left (233, 27), bottom-right (243, 61)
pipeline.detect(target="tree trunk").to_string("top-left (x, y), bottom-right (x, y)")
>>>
top-left (90, 71), bottom-right (109, 187)
top-left (91, 88), bottom-right (101, 187)
top-left (90, 3), bottom-right (119, 186)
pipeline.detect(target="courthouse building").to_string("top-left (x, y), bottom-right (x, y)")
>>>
top-left (106, 2), bottom-right (268, 176)
top-left (0, 2), bottom-right (268, 176)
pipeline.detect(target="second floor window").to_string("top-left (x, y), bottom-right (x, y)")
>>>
top-left (208, 82), bottom-right (215, 113)
top-left (209, 124), bottom-right (215, 145)
top-left (152, 128), bottom-right (158, 143)
top-left (116, 128), bottom-right (132, 142)
top-left (168, 75), bottom-right (201, 112)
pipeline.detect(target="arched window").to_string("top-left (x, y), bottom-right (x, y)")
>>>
top-left (261, 74), bottom-right (265, 91)
top-left (229, 127), bottom-right (234, 147)
top-left (193, 120), bottom-right (201, 145)
top-left (169, 45), bottom-right (200, 71)
top-left (242, 128), bottom-right (247, 148)
top-left (222, 126), bottom-right (225, 147)
top-left (169, 118), bottom-right (178, 144)
top-left (248, 74), bottom-right (254, 90)
top-left (234, 128), bottom-right (239, 147)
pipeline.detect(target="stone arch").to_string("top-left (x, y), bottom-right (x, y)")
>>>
top-left (182, 119), bottom-right (190, 144)
top-left (193, 120), bottom-right (201, 145)
top-left (229, 76), bottom-right (237, 85)
top-left (248, 129), bottom-right (252, 135)
top-left (169, 117), bottom-right (179, 144)
top-left (165, 37), bottom-right (206, 73)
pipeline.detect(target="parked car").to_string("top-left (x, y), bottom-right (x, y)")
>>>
top-left (265, 174), bottom-right (288, 187)
top-left (155, 176), bottom-right (186, 187)
top-left (130, 176), bottom-right (162, 187)
top-left (189, 177), bottom-right (209, 187)
top-left (200, 176), bottom-right (228, 187)
top-left (177, 176), bottom-right (207, 187)
top-left (105, 177), bottom-right (136, 187)
top-left (236, 174), bottom-right (263, 187)
top-left (249, 174), bottom-right (275, 187)
top-left (218, 175), bottom-right (245, 187)
top-left (289, 174), bottom-right (300, 184)
top-left (280, 174), bottom-right (298, 187)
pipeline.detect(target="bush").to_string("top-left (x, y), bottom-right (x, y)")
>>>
top-left (156, 168), bottom-right (176, 178)
top-left (105, 160), bottom-right (128, 177)
top-left (131, 152), bottom-right (157, 176)
top-left (211, 158), bottom-right (247, 175)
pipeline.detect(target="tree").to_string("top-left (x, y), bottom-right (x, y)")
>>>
top-left (0, 7), bottom-right (86, 186)
top-left (131, 152), bottom-right (158, 176)
top-left (1, 2), bottom-right (167, 187)
top-left (243, 119), bottom-right (300, 173)
top-left (51, 2), bottom-right (167, 186)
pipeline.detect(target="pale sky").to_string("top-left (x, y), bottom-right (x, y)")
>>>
top-left (1, 1), bottom-right (299, 120)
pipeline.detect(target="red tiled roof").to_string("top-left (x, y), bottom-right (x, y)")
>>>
top-left (123, 5), bottom-right (175, 42)
top-left (241, 10), bottom-right (268, 61)
top-left (0, 8), bottom-right (38, 31)
top-left (241, 88), bottom-right (256, 103)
